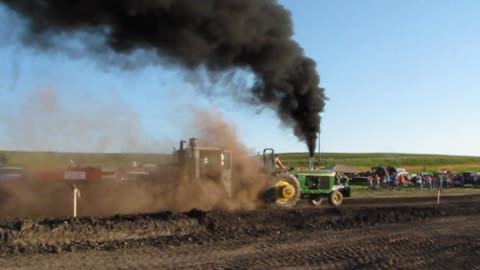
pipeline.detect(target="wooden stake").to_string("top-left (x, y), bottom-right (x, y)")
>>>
top-left (437, 188), bottom-right (440, 205)
top-left (73, 185), bottom-right (81, 217)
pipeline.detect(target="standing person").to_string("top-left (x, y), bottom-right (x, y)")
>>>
top-left (443, 173), bottom-right (449, 189)
top-left (436, 173), bottom-right (443, 191)
top-left (392, 173), bottom-right (399, 191)
top-left (368, 174), bottom-right (373, 190)
top-left (425, 174), bottom-right (432, 191)
top-left (416, 174), bottom-right (423, 190)
top-left (375, 174), bottom-right (380, 190)
top-left (399, 174), bottom-right (405, 190)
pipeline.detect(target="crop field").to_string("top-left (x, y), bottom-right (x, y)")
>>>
top-left (280, 152), bottom-right (480, 172)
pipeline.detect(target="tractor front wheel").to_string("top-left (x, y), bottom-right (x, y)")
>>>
top-left (329, 190), bottom-right (343, 207)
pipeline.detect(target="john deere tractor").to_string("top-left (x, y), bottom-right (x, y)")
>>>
top-left (260, 148), bottom-right (351, 208)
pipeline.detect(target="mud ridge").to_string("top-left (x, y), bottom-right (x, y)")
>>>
top-left (2, 201), bottom-right (480, 257)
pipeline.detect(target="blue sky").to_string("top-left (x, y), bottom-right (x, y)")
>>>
top-left (0, 1), bottom-right (479, 155)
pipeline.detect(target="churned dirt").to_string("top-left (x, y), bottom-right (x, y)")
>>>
top-left (1, 194), bottom-right (480, 269)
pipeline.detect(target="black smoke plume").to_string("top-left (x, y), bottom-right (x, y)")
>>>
top-left (0, 0), bottom-right (326, 156)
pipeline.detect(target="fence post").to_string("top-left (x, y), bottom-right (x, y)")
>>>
top-left (73, 185), bottom-right (81, 217)
top-left (437, 188), bottom-right (440, 205)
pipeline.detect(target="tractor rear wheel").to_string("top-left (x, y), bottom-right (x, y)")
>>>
top-left (271, 173), bottom-right (301, 208)
top-left (329, 190), bottom-right (343, 207)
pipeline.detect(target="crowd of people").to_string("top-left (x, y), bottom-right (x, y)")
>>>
top-left (367, 171), bottom-right (461, 191)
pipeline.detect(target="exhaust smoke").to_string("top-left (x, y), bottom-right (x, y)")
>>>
top-left (0, 0), bottom-right (326, 155)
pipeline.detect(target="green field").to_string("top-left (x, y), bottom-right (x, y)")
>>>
top-left (280, 152), bottom-right (480, 173)
top-left (1, 150), bottom-right (479, 173)
top-left (0, 151), bottom-right (171, 170)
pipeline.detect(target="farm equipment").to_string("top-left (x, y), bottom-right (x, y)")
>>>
top-left (64, 160), bottom-right (115, 181)
top-left (171, 138), bottom-right (350, 208)
top-left (260, 149), bottom-right (351, 208)
top-left (173, 138), bottom-right (233, 196)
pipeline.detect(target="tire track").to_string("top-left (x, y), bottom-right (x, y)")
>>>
top-left (112, 215), bottom-right (480, 270)
top-left (3, 196), bottom-right (480, 269)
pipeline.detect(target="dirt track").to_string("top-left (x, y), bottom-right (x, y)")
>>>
top-left (1, 194), bottom-right (480, 269)
top-left (3, 215), bottom-right (479, 269)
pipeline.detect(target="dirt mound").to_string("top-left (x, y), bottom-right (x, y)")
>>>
top-left (2, 196), bottom-right (480, 257)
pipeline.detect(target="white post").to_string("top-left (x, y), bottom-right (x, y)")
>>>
top-left (73, 185), bottom-right (81, 217)
top-left (437, 188), bottom-right (440, 205)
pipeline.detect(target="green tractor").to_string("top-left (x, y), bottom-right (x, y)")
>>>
top-left (260, 148), bottom-right (351, 208)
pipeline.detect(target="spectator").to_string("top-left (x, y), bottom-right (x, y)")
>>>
top-left (399, 174), bottom-right (405, 190)
top-left (392, 173), bottom-right (399, 191)
top-left (375, 174), bottom-right (380, 190)
top-left (436, 173), bottom-right (443, 191)
top-left (425, 174), bottom-right (432, 191)
top-left (443, 173), bottom-right (450, 189)
top-left (415, 174), bottom-right (422, 190)
top-left (368, 175), bottom-right (373, 190)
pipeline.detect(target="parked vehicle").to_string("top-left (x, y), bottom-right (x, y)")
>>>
top-left (396, 168), bottom-right (409, 176)
top-left (0, 167), bottom-right (25, 181)
top-left (453, 172), bottom-right (479, 187)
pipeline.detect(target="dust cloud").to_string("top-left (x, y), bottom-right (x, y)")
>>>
top-left (0, 108), bottom-right (271, 217)
top-left (191, 109), bottom-right (271, 210)
top-left (88, 109), bottom-right (271, 214)
top-left (0, 88), bottom-right (160, 153)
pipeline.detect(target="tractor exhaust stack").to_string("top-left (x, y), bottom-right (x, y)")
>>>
top-left (309, 157), bottom-right (315, 171)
